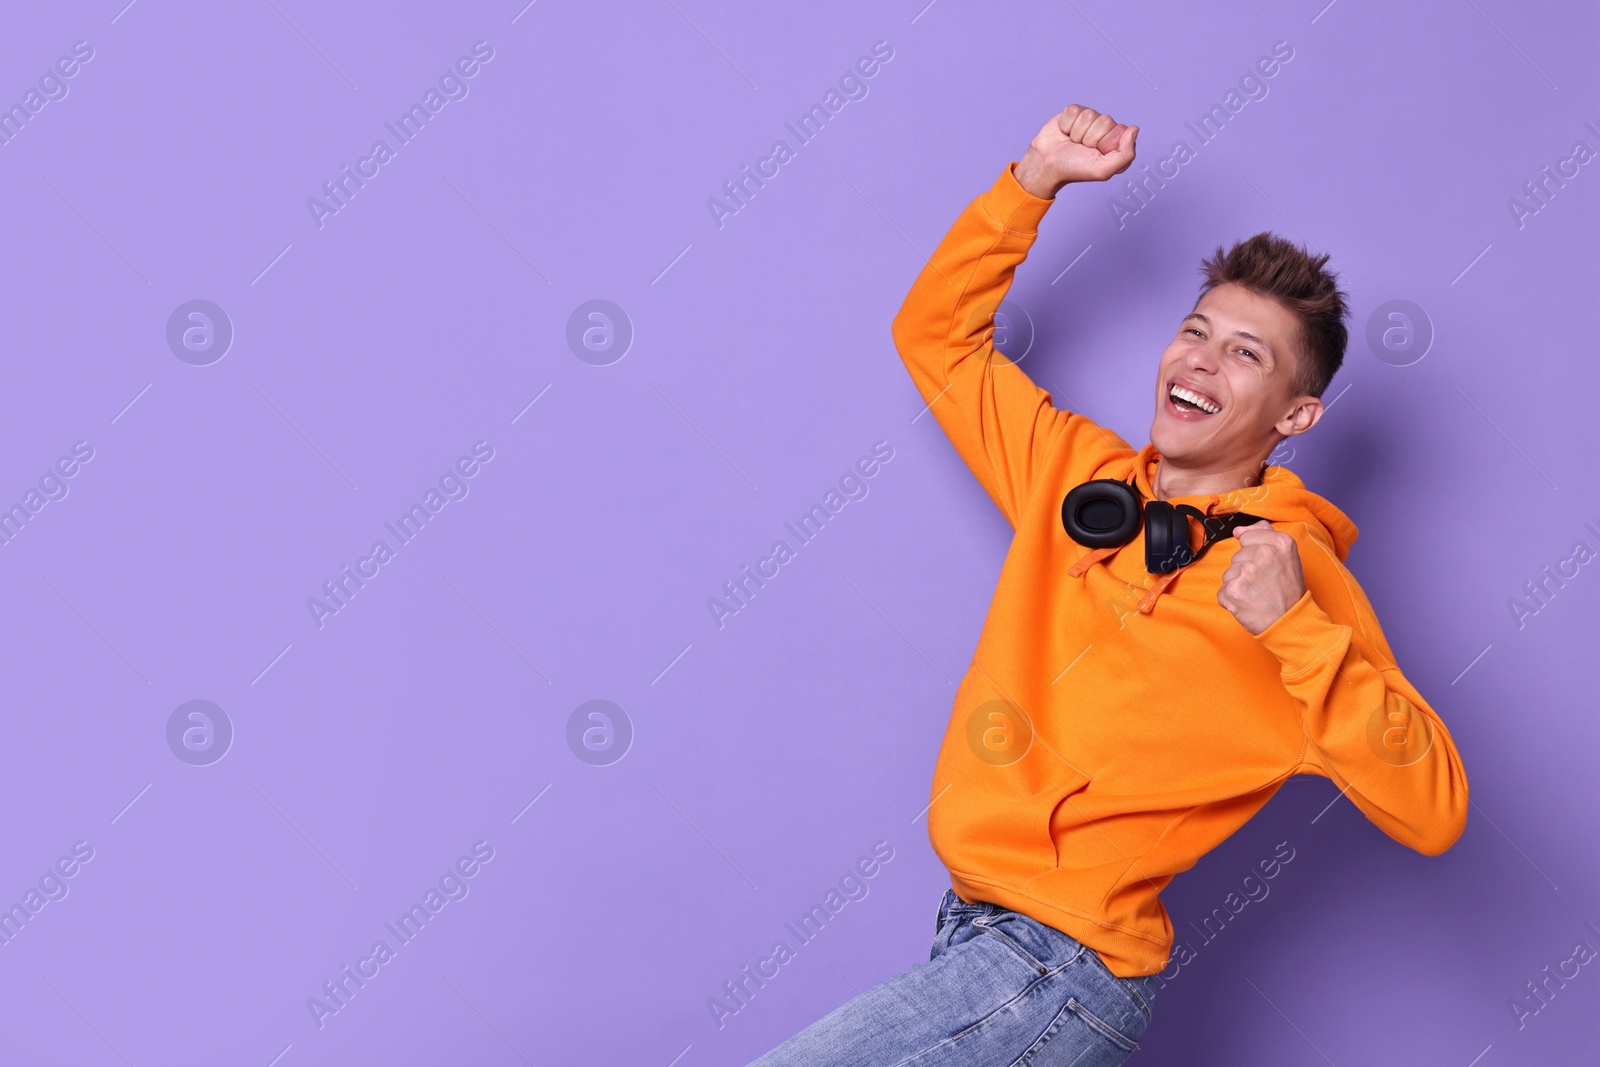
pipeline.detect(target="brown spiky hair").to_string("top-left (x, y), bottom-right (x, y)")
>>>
top-left (1197, 232), bottom-right (1349, 400)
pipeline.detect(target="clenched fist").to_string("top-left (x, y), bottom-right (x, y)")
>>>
top-left (1013, 104), bottom-right (1139, 199)
top-left (1217, 521), bottom-right (1307, 635)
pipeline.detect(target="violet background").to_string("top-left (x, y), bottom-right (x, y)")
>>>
top-left (0, 0), bottom-right (1595, 1064)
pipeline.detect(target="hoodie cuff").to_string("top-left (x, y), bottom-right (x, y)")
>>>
top-left (1254, 589), bottom-right (1353, 680)
top-left (982, 162), bottom-right (1055, 236)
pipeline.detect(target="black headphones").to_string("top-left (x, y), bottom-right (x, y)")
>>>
top-left (1061, 475), bottom-right (1270, 575)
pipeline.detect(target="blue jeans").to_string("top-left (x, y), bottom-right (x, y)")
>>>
top-left (746, 888), bottom-right (1158, 1066)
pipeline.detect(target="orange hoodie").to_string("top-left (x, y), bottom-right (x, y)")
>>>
top-left (890, 161), bottom-right (1470, 978)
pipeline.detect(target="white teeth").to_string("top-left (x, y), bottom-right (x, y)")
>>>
top-left (1170, 385), bottom-right (1220, 414)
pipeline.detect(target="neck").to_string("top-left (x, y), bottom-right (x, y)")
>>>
top-left (1152, 454), bottom-right (1268, 501)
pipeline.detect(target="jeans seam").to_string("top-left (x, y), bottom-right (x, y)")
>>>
top-left (1068, 996), bottom-right (1140, 1053)
top-left (1084, 946), bottom-right (1152, 1025)
top-left (887, 962), bottom-right (1069, 1067)
top-left (1121, 979), bottom-right (1152, 1024)
top-left (972, 915), bottom-right (1082, 975)
top-left (1008, 994), bottom-right (1076, 1067)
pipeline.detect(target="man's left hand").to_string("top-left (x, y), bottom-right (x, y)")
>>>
top-left (1218, 521), bottom-right (1306, 635)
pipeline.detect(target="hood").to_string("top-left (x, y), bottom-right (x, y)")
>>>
top-left (1066, 442), bottom-right (1359, 613)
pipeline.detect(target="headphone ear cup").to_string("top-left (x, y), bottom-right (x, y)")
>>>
top-left (1062, 479), bottom-right (1140, 548)
top-left (1145, 502), bottom-right (1209, 572)
top-left (1143, 500), bottom-right (1180, 573)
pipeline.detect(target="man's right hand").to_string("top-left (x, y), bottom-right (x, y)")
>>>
top-left (1013, 104), bottom-right (1139, 199)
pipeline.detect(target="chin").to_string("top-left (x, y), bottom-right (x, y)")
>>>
top-left (1150, 427), bottom-right (1209, 466)
top-left (1149, 423), bottom-right (1180, 457)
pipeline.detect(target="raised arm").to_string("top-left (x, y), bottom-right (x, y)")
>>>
top-left (890, 105), bottom-right (1142, 527)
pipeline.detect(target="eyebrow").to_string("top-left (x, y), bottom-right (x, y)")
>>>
top-left (1181, 313), bottom-right (1274, 358)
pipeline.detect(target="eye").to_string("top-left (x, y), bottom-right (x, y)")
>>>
top-left (1184, 327), bottom-right (1204, 338)
top-left (1237, 348), bottom-right (1258, 361)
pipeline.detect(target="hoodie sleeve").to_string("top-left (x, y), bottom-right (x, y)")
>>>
top-left (890, 162), bottom-right (1136, 528)
top-left (1255, 536), bottom-right (1469, 856)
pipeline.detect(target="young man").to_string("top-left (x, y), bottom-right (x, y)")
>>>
top-left (747, 104), bottom-right (1468, 1065)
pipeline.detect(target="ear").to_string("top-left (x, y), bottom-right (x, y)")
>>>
top-left (1274, 394), bottom-right (1323, 438)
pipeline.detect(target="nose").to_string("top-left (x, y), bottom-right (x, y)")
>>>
top-left (1183, 340), bottom-right (1222, 375)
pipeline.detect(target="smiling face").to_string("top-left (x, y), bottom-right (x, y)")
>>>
top-left (1150, 281), bottom-right (1322, 475)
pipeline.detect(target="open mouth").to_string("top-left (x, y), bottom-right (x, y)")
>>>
top-left (1166, 380), bottom-right (1221, 419)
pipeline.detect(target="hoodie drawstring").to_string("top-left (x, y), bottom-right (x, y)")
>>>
top-left (1137, 571), bottom-right (1182, 613)
top-left (1066, 546), bottom-right (1120, 578)
top-left (1067, 504), bottom-right (1217, 610)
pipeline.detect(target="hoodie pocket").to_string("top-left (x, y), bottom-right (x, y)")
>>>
top-left (932, 679), bottom-right (1094, 878)
top-left (1046, 771), bottom-right (1093, 869)
top-left (930, 762), bottom-right (1092, 880)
